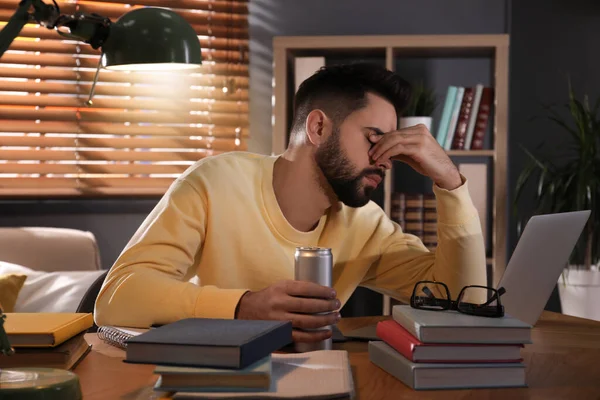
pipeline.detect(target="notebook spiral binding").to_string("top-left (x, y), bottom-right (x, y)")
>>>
top-left (97, 326), bottom-right (135, 350)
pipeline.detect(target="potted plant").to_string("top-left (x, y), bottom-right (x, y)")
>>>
top-left (514, 77), bottom-right (600, 320)
top-left (400, 81), bottom-right (437, 132)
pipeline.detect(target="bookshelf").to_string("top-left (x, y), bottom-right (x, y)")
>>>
top-left (272, 34), bottom-right (509, 314)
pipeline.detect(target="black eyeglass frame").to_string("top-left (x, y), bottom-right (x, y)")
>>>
top-left (410, 280), bottom-right (506, 318)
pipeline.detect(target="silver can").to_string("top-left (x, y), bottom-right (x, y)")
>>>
top-left (293, 246), bottom-right (333, 352)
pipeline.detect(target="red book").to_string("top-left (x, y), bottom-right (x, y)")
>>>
top-left (376, 320), bottom-right (523, 363)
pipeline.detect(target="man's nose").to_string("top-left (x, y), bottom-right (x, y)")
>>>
top-left (375, 159), bottom-right (392, 171)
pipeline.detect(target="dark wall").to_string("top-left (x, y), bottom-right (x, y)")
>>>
top-left (507, 0), bottom-right (600, 256)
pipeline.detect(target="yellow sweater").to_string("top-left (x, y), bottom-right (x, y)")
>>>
top-left (94, 152), bottom-right (486, 328)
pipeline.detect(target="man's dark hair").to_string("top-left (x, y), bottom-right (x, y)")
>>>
top-left (290, 62), bottom-right (412, 135)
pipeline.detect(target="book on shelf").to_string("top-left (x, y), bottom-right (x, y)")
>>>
top-left (391, 192), bottom-right (437, 252)
top-left (392, 305), bottom-right (532, 344)
top-left (124, 318), bottom-right (293, 369)
top-left (375, 320), bottom-right (523, 363)
top-left (369, 341), bottom-right (526, 390)
top-left (435, 84), bottom-right (493, 151)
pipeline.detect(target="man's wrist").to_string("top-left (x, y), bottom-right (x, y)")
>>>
top-left (435, 168), bottom-right (463, 191)
top-left (234, 290), bottom-right (252, 319)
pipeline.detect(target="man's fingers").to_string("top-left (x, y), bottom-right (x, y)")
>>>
top-left (285, 296), bottom-right (341, 314)
top-left (292, 328), bottom-right (333, 343)
top-left (369, 133), bottom-right (420, 161)
top-left (286, 311), bottom-right (341, 330)
top-left (284, 280), bottom-right (336, 299)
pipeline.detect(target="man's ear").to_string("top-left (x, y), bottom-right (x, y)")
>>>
top-left (305, 109), bottom-right (331, 146)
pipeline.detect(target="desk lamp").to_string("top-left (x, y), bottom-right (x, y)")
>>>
top-left (0, 2), bottom-right (202, 398)
top-left (0, 0), bottom-right (203, 104)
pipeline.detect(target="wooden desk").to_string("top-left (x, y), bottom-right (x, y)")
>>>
top-left (75, 311), bottom-right (600, 399)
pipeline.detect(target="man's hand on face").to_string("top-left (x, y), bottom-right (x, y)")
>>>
top-left (368, 124), bottom-right (463, 191)
top-left (235, 280), bottom-right (341, 343)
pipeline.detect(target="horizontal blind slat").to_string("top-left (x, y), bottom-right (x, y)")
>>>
top-left (6, 40), bottom-right (248, 63)
top-left (0, 67), bottom-right (249, 85)
top-left (0, 149), bottom-right (222, 162)
top-left (0, 121), bottom-right (249, 137)
top-left (0, 53), bottom-right (249, 74)
top-left (0, 177), bottom-right (177, 189)
top-left (0, 163), bottom-right (192, 175)
top-left (1, 135), bottom-right (241, 151)
top-left (71, 0), bottom-right (250, 14)
top-left (8, 38), bottom-right (249, 55)
top-left (0, 110), bottom-right (248, 127)
top-left (0, 2), bottom-right (248, 27)
top-left (0, 95), bottom-right (249, 114)
top-left (0, 81), bottom-right (249, 100)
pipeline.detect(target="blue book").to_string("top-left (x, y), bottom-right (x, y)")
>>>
top-left (124, 318), bottom-right (292, 369)
top-left (435, 86), bottom-right (457, 146)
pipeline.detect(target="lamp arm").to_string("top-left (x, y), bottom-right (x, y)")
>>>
top-left (0, 0), bottom-right (111, 60)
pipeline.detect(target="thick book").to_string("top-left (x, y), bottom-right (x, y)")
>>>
top-left (376, 320), bottom-right (523, 363)
top-left (154, 355), bottom-right (272, 392)
top-left (392, 305), bottom-right (532, 344)
top-left (171, 350), bottom-right (354, 399)
top-left (124, 318), bottom-right (292, 369)
top-left (0, 332), bottom-right (91, 370)
top-left (4, 312), bottom-right (93, 347)
top-left (369, 341), bottom-right (527, 390)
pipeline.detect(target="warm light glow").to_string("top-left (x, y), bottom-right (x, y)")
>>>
top-left (106, 63), bottom-right (202, 71)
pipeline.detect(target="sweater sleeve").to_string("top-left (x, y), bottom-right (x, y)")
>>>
top-left (94, 179), bottom-right (248, 328)
top-left (360, 176), bottom-right (487, 303)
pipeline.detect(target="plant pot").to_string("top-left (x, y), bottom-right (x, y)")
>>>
top-left (399, 116), bottom-right (432, 132)
top-left (557, 267), bottom-right (600, 322)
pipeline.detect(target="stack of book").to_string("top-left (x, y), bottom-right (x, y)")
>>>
top-left (369, 305), bottom-right (532, 390)
top-left (119, 318), bottom-right (292, 393)
top-left (1, 312), bottom-right (93, 370)
top-left (103, 318), bottom-right (355, 398)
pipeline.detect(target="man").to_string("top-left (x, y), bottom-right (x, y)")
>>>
top-left (95, 63), bottom-right (486, 343)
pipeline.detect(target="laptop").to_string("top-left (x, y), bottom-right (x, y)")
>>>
top-left (339, 210), bottom-right (591, 340)
top-left (497, 210), bottom-right (591, 325)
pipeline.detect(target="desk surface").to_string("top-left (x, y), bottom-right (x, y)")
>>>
top-left (75, 311), bottom-right (600, 399)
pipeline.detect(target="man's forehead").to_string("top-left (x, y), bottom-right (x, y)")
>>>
top-left (354, 94), bottom-right (397, 132)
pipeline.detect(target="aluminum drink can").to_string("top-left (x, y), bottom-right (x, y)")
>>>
top-left (293, 246), bottom-right (333, 352)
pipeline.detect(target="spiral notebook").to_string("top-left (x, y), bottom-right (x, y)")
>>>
top-left (97, 326), bottom-right (148, 349)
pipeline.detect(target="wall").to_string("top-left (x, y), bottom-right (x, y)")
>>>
top-left (507, 0), bottom-right (600, 257)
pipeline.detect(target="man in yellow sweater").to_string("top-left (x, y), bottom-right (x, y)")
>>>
top-left (95, 63), bottom-right (486, 343)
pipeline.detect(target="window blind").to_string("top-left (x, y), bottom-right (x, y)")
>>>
top-left (0, 0), bottom-right (249, 196)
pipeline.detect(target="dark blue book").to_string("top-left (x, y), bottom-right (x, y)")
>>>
top-left (123, 318), bottom-right (292, 369)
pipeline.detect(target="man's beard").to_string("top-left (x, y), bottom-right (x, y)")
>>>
top-left (315, 128), bottom-right (384, 208)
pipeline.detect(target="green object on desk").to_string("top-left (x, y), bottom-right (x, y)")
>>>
top-left (0, 368), bottom-right (82, 400)
top-left (0, 309), bottom-right (82, 400)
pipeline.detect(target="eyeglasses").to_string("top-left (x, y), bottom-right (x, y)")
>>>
top-left (410, 280), bottom-right (506, 318)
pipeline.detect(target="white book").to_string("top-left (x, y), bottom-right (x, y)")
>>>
top-left (443, 86), bottom-right (465, 150)
top-left (392, 305), bottom-right (532, 344)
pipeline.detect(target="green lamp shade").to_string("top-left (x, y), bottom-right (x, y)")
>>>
top-left (101, 7), bottom-right (202, 71)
